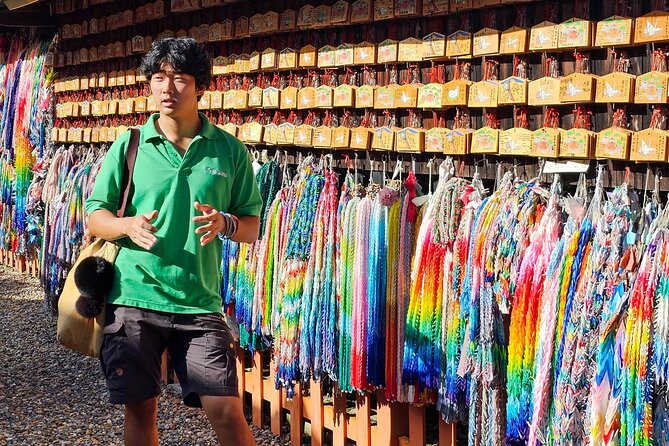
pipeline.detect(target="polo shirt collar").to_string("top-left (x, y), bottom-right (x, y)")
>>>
top-left (141, 112), bottom-right (220, 144)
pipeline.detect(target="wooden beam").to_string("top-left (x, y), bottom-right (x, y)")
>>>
top-left (439, 419), bottom-right (456, 446)
top-left (251, 351), bottom-right (264, 427)
top-left (310, 382), bottom-right (324, 446)
top-left (332, 387), bottom-right (347, 446)
top-left (408, 405), bottom-right (426, 446)
top-left (355, 393), bottom-right (371, 446)
top-left (290, 382), bottom-right (303, 446)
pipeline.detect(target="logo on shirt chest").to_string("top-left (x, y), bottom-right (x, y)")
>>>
top-left (205, 167), bottom-right (228, 178)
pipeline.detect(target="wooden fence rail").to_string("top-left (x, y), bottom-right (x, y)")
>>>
top-left (230, 349), bottom-right (458, 446)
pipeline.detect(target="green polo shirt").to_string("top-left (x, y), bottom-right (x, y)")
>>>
top-left (85, 113), bottom-right (262, 314)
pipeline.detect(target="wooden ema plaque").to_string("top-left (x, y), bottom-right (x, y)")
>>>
top-left (425, 127), bottom-right (449, 153)
top-left (499, 127), bottom-right (532, 156)
top-left (298, 86), bottom-right (316, 109)
top-left (378, 39), bottom-right (399, 63)
top-left (277, 122), bottom-right (296, 145)
top-left (279, 48), bottom-right (297, 70)
top-left (248, 87), bottom-right (263, 108)
top-left (446, 31), bottom-right (472, 58)
top-left (356, 85), bottom-right (376, 108)
top-left (421, 33), bottom-right (446, 61)
top-left (351, 0), bottom-right (373, 23)
top-left (468, 81), bottom-right (499, 108)
top-left (631, 128), bottom-right (669, 162)
top-left (528, 77), bottom-right (561, 106)
top-left (422, 0), bottom-right (448, 15)
top-left (443, 79), bottom-right (471, 107)
top-left (372, 126), bottom-right (395, 151)
top-left (299, 45), bottom-right (317, 68)
top-left (596, 127), bottom-right (631, 160)
top-left (635, 11), bottom-right (669, 44)
top-left (634, 71), bottom-right (669, 104)
top-left (313, 126), bottom-right (333, 148)
top-left (395, 84), bottom-right (419, 108)
top-left (595, 72), bottom-right (635, 103)
top-left (210, 91), bottom-right (223, 109)
top-left (334, 84), bottom-right (356, 108)
top-left (222, 123), bottom-right (238, 137)
top-left (530, 21), bottom-right (559, 51)
top-left (396, 127), bottom-right (424, 152)
top-left (418, 83), bottom-right (447, 108)
top-left (331, 1), bottom-right (351, 24)
top-left (263, 11), bottom-right (280, 34)
top-left (498, 77), bottom-right (528, 105)
top-left (281, 86), bottom-right (298, 109)
top-left (450, 0), bottom-right (472, 11)
top-left (473, 28), bottom-right (500, 57)
top-left (312, 5), bottom-right (332, 28)
top-left (375, 86), bottom-right (397, 109)
top-left (351, 127), bottom-right (372, 149)
top-left (558, 18), bottom-right (593, 49)
top-left (294, 124), bottom-right (314, 147)
top-left (263, 123), bottom-right (278, 145)
top-left (595, 16), bottom-right (634, 46)
top-left (261, 48), bottom-right (277, 70)
top-left (263, 87), bottom-right (281, 109)
top-left (241, 54), bottom-right (256, 73)
top-left (280, 10), bottom-right (296, 31)
top-left (244, 122), bottom-right (264, 144)
top-left (374, 0), bottom-right (394, 20)
top-left (471, 127), bottom-right (499, 154)
top-left (249, 14), bottom-right (263, 35)
top-left (354, 42), bottom-right (377, 65)
top-left (297, 5), bottom-right (315, 28)
top-left (318, 45), bottom-right (336, 68)
top-left (445, 129), bottom-right (473, 155)
top-left (560, 128), bottom-right (594, 159)
top-left (395, 0), bottom-right (421, 16)
top-left (398, 37), bottom-right (424, 62)
top-left (530, 127), bottom-right (561, 158)
top-left (316, 85), bottom-right (334, 108)
top-left (336, 44), bottom-right (354, 66)
top-left (212, 56), bottom-right (228, 75)
top-left (559, 73), bottom-right (596, 103)
top-left (332, 126), bottom-right (351, 148)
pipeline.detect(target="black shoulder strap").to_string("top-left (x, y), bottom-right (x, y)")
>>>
top-left (117, 128), bottom-right (140, 218)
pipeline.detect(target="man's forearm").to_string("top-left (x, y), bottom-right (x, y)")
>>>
top-left (88, 209), bottom-right (129, 241)
top-left (230, 215), bottom-right (260, 244)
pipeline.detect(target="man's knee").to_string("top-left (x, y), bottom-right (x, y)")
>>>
top-left (125, 397), bottom-right (159, 423)
top-left (202, 395), bottom-right (245, 428)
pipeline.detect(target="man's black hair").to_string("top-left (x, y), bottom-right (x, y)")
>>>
top-left (140, 37), bottom-right (211, 90)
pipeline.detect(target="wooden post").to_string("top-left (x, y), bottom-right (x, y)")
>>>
top-left (310, 381), bottom-right (324, 446)
top-left (17, 255), bottom-right (26, 273)
top-left (439, 419), bottom-right (456, 446)
top-left (252, 351), bottom-right (263, 427)
top-left (375, 390), bottom-right (406, 446)
top-left (332, 386), bottom-right (347, 446)
top-left (356, 393), bottom-right (371, 446)
top-left (266, 355), bottom-right (282, 435)
top-left (408, 405), bottom-right (426, 446)
top-left (290, 382), bottom-right (303, 446)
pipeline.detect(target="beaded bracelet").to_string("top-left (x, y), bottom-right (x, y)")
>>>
top-left (218, 211), bottom-right (239, 239)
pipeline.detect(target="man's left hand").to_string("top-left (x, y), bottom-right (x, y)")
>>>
top-left (193, 201), bottom-right (225, 246)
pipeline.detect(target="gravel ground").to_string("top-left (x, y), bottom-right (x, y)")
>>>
top-left (0, 266), bottom-right (291, 446)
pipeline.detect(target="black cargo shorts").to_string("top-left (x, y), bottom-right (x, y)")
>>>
top-left (100, 304), bottom-right (238, 407)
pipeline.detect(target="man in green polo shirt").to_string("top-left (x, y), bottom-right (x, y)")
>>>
top-left (86, 38), bottom-right (260, 446)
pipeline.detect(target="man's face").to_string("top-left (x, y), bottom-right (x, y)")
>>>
top-left (150, 63), bottom-right (201, 117)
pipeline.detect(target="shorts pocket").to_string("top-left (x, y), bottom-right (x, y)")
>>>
top-left (100, 322), bottom-right (128, 390)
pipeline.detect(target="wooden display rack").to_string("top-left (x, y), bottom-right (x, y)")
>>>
top-left (161, 349), bottom-right (458, 446)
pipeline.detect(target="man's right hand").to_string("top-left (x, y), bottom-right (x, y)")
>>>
top-left (124, 210), bottom-right (159, 250)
